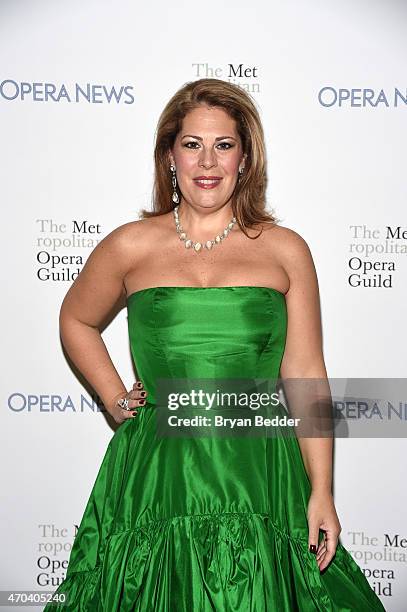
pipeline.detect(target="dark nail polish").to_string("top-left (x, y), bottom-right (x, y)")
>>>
top-left (309, 544), bottom-right (317, 554)
top-left (132, 411), bottom-right (138, 416)
top-left (136, 381), bottom-right (144, 388)
top-left (139, 399), bottom-right (146, 405)
top-left (140, 391), bottom-right (147, 397)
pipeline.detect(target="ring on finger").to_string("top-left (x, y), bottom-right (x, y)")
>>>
top-left (117, 397), bottom-right (132, 411)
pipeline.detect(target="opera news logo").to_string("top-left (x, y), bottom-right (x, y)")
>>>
top-left (0, 79), bottom-right (135, 104)
top-left (8, 393), bottom-right (104, 412)
top-left (318, 87), bottom-right (406, 108)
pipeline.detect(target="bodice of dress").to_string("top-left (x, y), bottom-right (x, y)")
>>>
top-left (126, 286), bottom-right (287, 404)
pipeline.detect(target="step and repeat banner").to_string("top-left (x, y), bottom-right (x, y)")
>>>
top-left (1, 0), bottom-right (405, 610)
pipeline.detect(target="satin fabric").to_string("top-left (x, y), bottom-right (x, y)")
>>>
top-left (44, 286), bottom-right (386, 611)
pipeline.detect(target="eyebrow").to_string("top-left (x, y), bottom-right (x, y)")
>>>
top-left (181, 134), bottom-right (237, 142)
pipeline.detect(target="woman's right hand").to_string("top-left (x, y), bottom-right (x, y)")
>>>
top-left (108, 381), bottom-right (148, 424)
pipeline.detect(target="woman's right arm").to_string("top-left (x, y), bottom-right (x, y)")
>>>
top-left (58, 222), bottom-right (140, 422)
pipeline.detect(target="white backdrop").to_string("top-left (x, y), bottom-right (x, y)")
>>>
top-left (1, 0), bottom-right (406, 610)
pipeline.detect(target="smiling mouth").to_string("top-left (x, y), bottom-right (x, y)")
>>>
top-left (193, 178), bottom-right (223, 189)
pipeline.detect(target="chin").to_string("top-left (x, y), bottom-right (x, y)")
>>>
top-left (197, 200), bottom-right (229, 210)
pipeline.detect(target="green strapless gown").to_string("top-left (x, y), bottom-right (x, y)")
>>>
top-left (45, 286), bottom-right (386, 611)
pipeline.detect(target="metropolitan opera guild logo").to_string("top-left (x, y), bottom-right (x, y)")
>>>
top-left (347, 225), bottom-right (407, 290)
top-left (191, 63), bottom-right (261, 93)
top-left (35, 218), bottom-right (102, 282)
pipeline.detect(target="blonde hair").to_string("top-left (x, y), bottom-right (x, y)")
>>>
top-left (140, 78), bottom-right (278, 238)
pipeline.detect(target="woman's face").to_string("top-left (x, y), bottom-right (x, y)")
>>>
top-left (169, 105), bottom-right (246, 212)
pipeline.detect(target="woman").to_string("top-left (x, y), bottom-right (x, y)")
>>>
top-left (45, 78), bottom-right (385, 611)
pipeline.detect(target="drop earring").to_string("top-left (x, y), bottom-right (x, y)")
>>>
top-left (170, 164), bottom-right (179, 204)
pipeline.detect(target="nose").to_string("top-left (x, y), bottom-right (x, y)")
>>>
top-left (198, 146), bottom-right (218, 169)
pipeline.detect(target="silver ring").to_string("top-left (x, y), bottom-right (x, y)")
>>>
top-left (117, 397), bottom-right (130, 411)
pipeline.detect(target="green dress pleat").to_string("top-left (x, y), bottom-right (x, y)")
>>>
top-left (44, 286), bottom-right (386, 611)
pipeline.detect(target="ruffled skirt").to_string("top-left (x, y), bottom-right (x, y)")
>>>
top-left (44, 404), bottom-right (386, 611)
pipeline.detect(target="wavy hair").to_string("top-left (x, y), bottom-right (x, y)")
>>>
top-left (139, 78), bottom-right (279, 238)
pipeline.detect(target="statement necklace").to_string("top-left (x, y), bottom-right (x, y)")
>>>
top-left (173, 205), bottom-right (237, 253)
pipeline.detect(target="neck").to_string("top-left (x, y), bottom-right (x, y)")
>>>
top-left (176, 201), bottom-right (235, 237)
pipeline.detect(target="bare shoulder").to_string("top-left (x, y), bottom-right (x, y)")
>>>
top-left (100, 215), bottom-right (168, 260)
top-left (72, 215), bottom-right (165, 293)
top-left (265, 224), bottom-right (313, 262)
top-left (261, 223), bottom-right (318, 294)
top-left (59, 216), bottom-right (167, 325)
top-left (105, 215), bottom-right (166, 243)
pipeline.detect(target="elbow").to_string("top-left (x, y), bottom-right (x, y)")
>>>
top-left (58, 301), bottom-right (83, 341)
top-left (280, 357), bottom-right (328, 380)
top-left (58, 303), bottom-right (74, 347)
top-left (58, 301), bottom-right (70, 334)
top-left (58, 303), bottom-right (99, 339)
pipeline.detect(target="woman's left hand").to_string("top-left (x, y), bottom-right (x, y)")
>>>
top-left (307, 490), bottom-right (342, 572)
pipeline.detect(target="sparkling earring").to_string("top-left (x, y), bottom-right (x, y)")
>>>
top-left (170, 164), bottom-right (179, 204)
top-left (238, 166), bottom-right (245, 182)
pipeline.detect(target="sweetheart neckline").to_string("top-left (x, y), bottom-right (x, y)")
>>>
top-left (126, 285), bottom-right (286, 302)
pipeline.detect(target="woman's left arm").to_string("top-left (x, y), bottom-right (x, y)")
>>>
top-left (277, 228), bottom-right (342, 571)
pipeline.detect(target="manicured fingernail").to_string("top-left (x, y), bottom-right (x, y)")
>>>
top-left (136, 381), bottom-right (143, 388)
top-left (309, 544), bottom-right (317, 554)
top-left (140, 391), bottom-right (147, 397)
top-left (132, 411), bottom-right (138, 416)
top-left (139, 399), bottom-right (146, 405)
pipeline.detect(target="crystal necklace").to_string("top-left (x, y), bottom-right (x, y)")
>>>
top-left (173, 205), bottom-right (237, 252)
